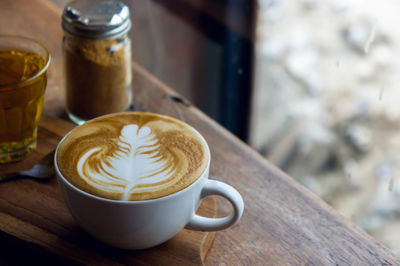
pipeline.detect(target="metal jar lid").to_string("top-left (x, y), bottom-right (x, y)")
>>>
top-left (62, 0), bottom-right (131, 40)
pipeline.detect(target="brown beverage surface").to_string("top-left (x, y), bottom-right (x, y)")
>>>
top-left (56, 112), bottom-right (209, 201)
top-left (0, 50), bottom-right (47, 158)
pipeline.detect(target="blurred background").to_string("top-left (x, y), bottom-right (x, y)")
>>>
top-left (252, 0), bottom-right (400, 254)
top-left (51, 0), bottom-right (400, 254)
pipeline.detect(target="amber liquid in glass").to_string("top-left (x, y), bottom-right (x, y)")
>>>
top-left (0, 49), bottom-right (47, 163)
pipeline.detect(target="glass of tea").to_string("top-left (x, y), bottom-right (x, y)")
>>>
top-left (0, 35), bottom-right (50, 163)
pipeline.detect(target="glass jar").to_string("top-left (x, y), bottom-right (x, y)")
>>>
top-left (62, 0), bottom-right (132, 125)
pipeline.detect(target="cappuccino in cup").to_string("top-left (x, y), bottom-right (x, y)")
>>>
top-left (55, 112), bottom-right (243, 249)
top-left (56, 112), bottom-right (209, 201)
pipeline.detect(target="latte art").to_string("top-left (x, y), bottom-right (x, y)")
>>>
top-left (56, 112), bottom-right (209, 200)
top-left (77, 124), bottom-right (177, 200)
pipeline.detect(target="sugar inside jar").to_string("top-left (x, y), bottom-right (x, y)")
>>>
top-left (62, 0), bottom-right (132, 125)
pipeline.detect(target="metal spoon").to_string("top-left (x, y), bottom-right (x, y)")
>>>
top-left (0, 150), bottom-right (55, 182)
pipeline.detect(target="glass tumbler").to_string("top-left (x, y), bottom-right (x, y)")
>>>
top-left (0, 35), bottom-right (51, 163)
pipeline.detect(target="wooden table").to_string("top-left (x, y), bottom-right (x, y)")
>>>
top-left (1, 0), bottom-right (400, 265)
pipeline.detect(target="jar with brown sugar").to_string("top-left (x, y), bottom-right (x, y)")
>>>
top-left (62, 0), bottom-right (132, 125)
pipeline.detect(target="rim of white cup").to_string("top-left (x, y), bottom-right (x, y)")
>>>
top-left (55, 112), bottom-right (211, 205)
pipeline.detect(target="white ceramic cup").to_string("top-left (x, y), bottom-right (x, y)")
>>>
top-left (55, 128), bottom-right (244, 250)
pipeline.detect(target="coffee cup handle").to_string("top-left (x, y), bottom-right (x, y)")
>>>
top-left (185, 179), bottom-right (244, 231)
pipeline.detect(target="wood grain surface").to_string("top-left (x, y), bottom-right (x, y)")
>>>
top-left (1, 0), bottom-right (400, 265)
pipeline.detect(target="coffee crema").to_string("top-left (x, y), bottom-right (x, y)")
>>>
top-left (56, 112), bottom-right (209, 201)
